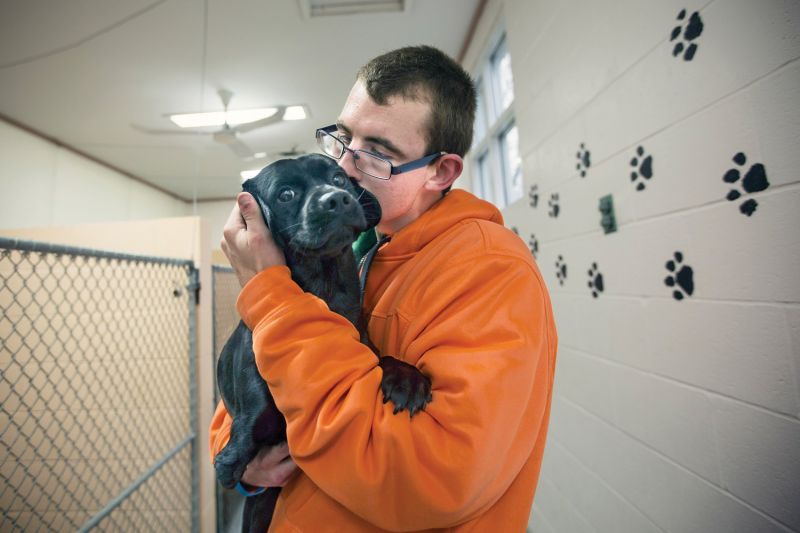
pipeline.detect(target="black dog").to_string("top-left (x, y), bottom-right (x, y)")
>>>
top-left (214, 154), bottom-right (432, 533)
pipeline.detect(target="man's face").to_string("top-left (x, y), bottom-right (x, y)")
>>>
top-left (334, 80), bottom-right (438, 235)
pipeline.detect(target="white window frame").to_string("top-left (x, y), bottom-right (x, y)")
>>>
top-left (470, 31), bottom-right (522, 210)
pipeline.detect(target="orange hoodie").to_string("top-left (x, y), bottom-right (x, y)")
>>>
top-left (210, 190), bottom-right (558, 532)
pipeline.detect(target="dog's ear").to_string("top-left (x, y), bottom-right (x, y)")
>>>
top-left (242, 169), bottom-right (287, 251)
top-left (349, 178), bottom-right (382, 229)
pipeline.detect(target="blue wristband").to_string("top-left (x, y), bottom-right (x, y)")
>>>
top-left (235, 481), bottom-right (267, 497)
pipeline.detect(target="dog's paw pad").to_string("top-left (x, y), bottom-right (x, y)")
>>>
top-left (630, 145), bottom-right (654, 191)
top-left (722, 152), bottom-right (769, 217)
top-left (664, 251), bottom-right (695, 300)
top-left (587, 262), bottom-right (604, 298)
top-left (548, 193), bottom-right (560, 218)
top-left (378, 356), bottom-right (432, 417)
top-left (670, 9), bottom-right (704, 61)
top-left (555, 255), bottom-right (567, 286)
top-left (576, 143), bottom-right (591, 177)
top-left (528, 184), bottom-right (539, 208)
top-left (528, 233), bottom-right (539, 258)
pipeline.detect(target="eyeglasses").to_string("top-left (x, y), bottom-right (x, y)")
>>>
top-left (315, 124), bottom-right (445, 180)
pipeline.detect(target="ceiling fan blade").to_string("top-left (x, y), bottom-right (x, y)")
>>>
top-left (228, 138), bottom-right (254, 158)
top-left (213, 130), bottom-right (254, 158)
top-left (130, 123), bottom-right (212, 135)
top-left (233, 106), bottom-right (286, 134)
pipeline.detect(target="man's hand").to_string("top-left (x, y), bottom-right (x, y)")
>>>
top-left (221, 192), bottom-right (286, 287)
top-left (241, 442), bottom-right (298, 488)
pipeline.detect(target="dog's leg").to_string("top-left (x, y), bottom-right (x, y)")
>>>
top-left (214, 409), bottom-right (264, 488)
top-left (242, 488), bottom-right (280, 533)
top-left (216, 325), bottom-right (282, 489)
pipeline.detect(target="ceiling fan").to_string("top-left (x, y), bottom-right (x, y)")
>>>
top-left (131, 89), bottom-right (289, 158)
top-left (240, 145), bottom-right (314, 181)
top-left (244, 144), bottom-right (310, 162)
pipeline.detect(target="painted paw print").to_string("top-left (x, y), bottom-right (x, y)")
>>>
top-left (587, 262), bottom-right (604, 298)
top-left (528, 233), bottom-right (539, 258)
top-left (555, 255), bottom-right (567, 286)
top-left (528, 184), bottom-right (539, 208)
top-left (664, 251), bottom-right (694, 301)
top-left (723, 152), bottom-right (769, 217)
top-left (548, 193), bottom-right (560, 218)
top-left (576, 143), bottom-right (591, 178)
top-left (630, 146), bottom-right (654, 191)
top-left (670, 9), bottom-right (704, 61)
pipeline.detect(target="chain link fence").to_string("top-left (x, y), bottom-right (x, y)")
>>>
top-left (0, 237), bottom-right (199, 532)
top-left (211, 265), bottom-right (243, 533)
top-left (212, 266), bottom-right (240, 396)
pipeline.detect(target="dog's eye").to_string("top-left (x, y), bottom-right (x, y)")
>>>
top-left (278, 188), bottom-right (296, 202)
top-left (331, 174), bottom-right (346, 187)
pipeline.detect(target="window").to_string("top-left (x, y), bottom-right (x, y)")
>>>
top-left (475, 151), bottom-right (491, 199)
top-left (470, 33), bottom-right (522, 209)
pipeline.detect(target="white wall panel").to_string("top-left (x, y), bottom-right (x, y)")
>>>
top-left (0, 121), bottom-right (58, 228)
top-left (473, 1), bottom-right (800, 531)
top-left (750, 61), bottom-right (800, 189)
top-left (51, 148), bottom-right (130, 226)
top-left (713, 397), bottom-right (800, 530)
top-left (0, 119), bottom-right (188, 230)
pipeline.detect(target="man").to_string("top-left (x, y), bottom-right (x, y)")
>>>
top-left (211, 45), bottom-right (557, 531)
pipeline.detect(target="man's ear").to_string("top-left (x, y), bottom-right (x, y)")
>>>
top-left (425, 154), bottom-right (463, 192)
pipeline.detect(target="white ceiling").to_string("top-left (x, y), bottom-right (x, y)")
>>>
top-left (0, 0), bottom-right (481, 201)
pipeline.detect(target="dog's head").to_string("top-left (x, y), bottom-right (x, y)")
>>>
top-left (242, 154), bottom-right (381, 258)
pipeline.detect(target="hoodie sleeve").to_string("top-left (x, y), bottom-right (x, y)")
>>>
top-left (229, 251), bottom-right (556, 530)
top-left (209, 400), bottom-right (232, 463)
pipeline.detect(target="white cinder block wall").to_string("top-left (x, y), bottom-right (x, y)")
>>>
top-left (464, 0), bottom-right (800, 532)
top-left (0, 120), bottom-right (188, 230)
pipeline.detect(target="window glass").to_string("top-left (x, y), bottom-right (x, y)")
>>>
top-left (470, 31), bottom-right (522, 209)
top-left (478, 152), bottom-right (492, 203)
top-left (490, 37), bottom-right (514, 115)
top-left (473, 79), bottom-right (487, 146)
top-left (500, 122), bottom-right (522, 204)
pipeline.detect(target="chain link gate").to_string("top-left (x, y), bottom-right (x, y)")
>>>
top-left (0, 237), bottom-right (199, 532)
top-left (211, 265), bottom-right (243, 533)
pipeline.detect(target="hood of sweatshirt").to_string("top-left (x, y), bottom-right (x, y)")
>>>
top-left (379, 189), bottom-right (504, 258)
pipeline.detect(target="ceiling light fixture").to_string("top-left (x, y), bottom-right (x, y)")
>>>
top-left (283, 105), bottom-right (308, 121)
top-left (169, 107), bottom-right (280, 128)
top-left (299, 0), bottom-right (406, 17)
top-left (240, 169), bottom-right (261, 182)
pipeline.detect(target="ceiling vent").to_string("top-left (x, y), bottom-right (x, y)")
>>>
top-left (297, 0), bottom-right (408, 18)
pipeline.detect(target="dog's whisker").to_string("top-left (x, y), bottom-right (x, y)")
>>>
top-left (281, 221), bottom-right (304, 231)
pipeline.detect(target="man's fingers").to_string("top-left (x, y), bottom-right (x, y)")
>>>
top-left (222, 202), bottom-right (244, 243)
top-left (265, 441), bottom-right (290, 459)
top-left (268, 456), bottom-right (299, 487)
top-left (237, 192), bottom-right (267, 232)
top-left (241, 442), bottom-right (297, 488)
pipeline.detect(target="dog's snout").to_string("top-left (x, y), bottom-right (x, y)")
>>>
top-left (319, 190), bottom-right (353, 214)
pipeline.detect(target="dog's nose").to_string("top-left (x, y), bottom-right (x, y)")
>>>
top-left (318, 190), bottom-right (353, 214)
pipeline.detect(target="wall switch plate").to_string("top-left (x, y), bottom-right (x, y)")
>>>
top-left (599, 194), bottom-right (617, 234)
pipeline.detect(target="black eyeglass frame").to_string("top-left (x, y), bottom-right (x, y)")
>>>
top-left (316, 124), bottom-right (445, 180)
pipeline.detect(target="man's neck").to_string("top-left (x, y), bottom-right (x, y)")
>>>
top-left (378, 190), bottom-right (446, 235)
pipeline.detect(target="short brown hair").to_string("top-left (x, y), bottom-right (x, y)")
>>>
top-left (357, 46), bottom-right (477, 157)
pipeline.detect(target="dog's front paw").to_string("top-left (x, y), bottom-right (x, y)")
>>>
top-left (378, 356), bottom-right (432, 417)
